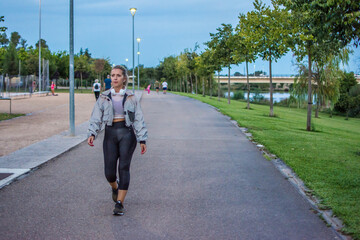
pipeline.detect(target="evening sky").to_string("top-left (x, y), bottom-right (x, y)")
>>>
top-left (2, 0), bottom-right (359, 75)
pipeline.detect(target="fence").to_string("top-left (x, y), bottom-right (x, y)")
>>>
top-left (0, 60), bottom-right (50, 98)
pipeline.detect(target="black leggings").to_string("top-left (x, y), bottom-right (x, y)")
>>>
top-left (103, 121), bottom-right (137, 190)
top-left (94, 91), bottom-right (100, 100)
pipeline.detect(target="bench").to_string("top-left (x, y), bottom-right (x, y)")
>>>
top-left (0, 97), bottom-right (11, 114)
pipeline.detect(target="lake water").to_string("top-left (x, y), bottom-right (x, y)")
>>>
top-left (224, 92), bottom-right (291, 103)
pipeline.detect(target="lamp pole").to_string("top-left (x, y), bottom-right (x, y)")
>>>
top-left (137, 38), bottom-right (141, 90)
top-left (38, 0), bottom-right (41, 92)
top-left (130, 8), bottom-right (137, 93)
top-left (125, 58), bottom-right (128, 69)
top-left (69, 0), bottom-right (75, 136)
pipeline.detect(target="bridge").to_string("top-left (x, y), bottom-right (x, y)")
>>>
top-left (218, 75), bottom-right (360, 84)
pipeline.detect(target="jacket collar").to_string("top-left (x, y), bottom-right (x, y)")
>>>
top-left (101, 88), bottom-right (134, 97)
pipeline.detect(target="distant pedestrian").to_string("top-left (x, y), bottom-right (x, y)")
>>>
top-left (154, 80), bottom-right (160, 94)
top-left (145, 84), bottom-right (151, 95)
top-left (50, 81), bottom-right (57, 96)
top-left (93, 79), bottom-right (101, 100)
top-left (32, 80), bottom-right (36, 92)
top-left (104, 75), bottom-right (111, 91)
top-left (87, 65), bottom-right (148, 216)
top-left (162, 80), bottom-right (168, 94)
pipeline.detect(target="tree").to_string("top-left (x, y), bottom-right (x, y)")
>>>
top-left (20, 38), bottom-right (27, 49)
top-left (52, 51), bottom-right (69, 79)
top-left (17, 47), bottom-right (28, 75)
top-left (25, 47), bottom-right (39, 76)
top-left (334, 72), bottom-right (358, 114)
top-left (207, 23), bottom-right (236, 104)
top-left (293, 57), bottom-right (342, 118)
top-left (184, 44), bottom-right (199, 94)
top-left (245, 0), bottom-right (291, 116)
top-left (280, 0), bottom-right (360, 130)
top-left (0, 16), bottom-right (7, 33)
top-left (3, 37), bottom-right (19, 75)
top-left (162, 55), bottom-right (178, 91)
top-left (75, 54), bottom-right (90, 90)
top-left (195, 50), bottom-right (216, 97)
top-left (0, 33), bottom-right (9, 47)
top-left (35, 39), bottom-right (49, 49)
top-left (177, 52), bottom-right (190, 93)
top-left (235, 13), bottom-right (258, 109)
top-left (10, 32), bottom-right (21, 48)
top-left (92, 58), bottom-right (110, 88)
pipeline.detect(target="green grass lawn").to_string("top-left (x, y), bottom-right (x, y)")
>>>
top-left (0, 113), bottom-right (25, 121)
top-left (175, 92), bottom-right (360, 239)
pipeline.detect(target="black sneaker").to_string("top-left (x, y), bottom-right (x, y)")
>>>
top-left (113, 200), bottom-right (124, 216)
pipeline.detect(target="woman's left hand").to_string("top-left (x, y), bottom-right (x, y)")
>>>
top-left (140, 143), bottom-right (147, 155)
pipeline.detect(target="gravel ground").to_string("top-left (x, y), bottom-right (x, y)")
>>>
top-left (0, 93), bottom-right (95, 156)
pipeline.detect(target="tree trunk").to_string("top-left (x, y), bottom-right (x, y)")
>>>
top-left (307, 46), bottom-right (313, 131)
top-left (181, 76), bottom-right (183, 92)
top-left (202, 77), bottom-right (205, 97)
top-left (185, 74), bottom-right (188, 94)
top-left (80, 72), bottom-right (83, 93)
top-left (218, 71), bottom-right (220, 101)
top-left (269, 53), bottom-right (274, 117)
top-left (228, 65), bottom-right (231, 104)
top-left (195, 74), bottom-right (198, 95)
top-left (315, 98), bottom-right (319, 118)
top-left (246, 60), bottom-right (250, 109)
top-left (210, 75), bottom-right (212, 99)
top-left (190, 73), bottom-right (193, 94)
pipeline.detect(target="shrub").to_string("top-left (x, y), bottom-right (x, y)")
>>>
top-left (232, 90), bottom-right (244, 100)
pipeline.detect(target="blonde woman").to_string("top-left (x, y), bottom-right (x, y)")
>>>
top-left (87, 65), bottom-right (147, 216)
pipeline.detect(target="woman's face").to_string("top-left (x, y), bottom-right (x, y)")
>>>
top-left (111, 68), bottom-right (125, 89)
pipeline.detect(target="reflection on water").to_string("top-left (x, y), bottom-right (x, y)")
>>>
top-left (224, 92), bottom-right (290, 103)
top-left (246, 92), bottom-right (290, 102)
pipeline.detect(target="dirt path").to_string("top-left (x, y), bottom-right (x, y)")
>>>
top-left (0, 93), bottom-right (95, 157)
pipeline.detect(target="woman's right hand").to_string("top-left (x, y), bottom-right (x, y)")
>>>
top-left (88, 136), bottom-right (95, 147)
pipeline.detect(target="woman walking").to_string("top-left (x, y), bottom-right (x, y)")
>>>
top-left (87, 65), bottom-right (147, 216)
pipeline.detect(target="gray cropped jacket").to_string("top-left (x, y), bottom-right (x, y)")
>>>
top-left (87, 89), bottom-right (148, 143)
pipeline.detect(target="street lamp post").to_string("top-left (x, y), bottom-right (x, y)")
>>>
top-left (39, 0), bottom-right (41, 92)
top-left (69, 0), bottom-right (75, 136)
top-left (125, 58), bottom-right (128, 69)
top-left (137, 37), bottom-right (141, 90)
top-left (130, 8), bottom-right (137, 93)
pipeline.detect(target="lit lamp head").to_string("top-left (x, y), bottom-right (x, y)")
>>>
top-left (137, 51), bottom-right (140, 55)
top-left (137, 38), bottom-right (141, 43)
top-left (125, 58), bottom-right (129, 62)
top-left (130, 8), bottom-right (137, 16)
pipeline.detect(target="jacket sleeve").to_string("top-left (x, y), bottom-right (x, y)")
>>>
top-left (133, 97), bottom-right (148, 143)
top-left (87, 99), bottom-right (104, 139)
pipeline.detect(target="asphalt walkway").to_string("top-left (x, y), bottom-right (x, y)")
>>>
top-left (0, 92), bottom-right (339, 239)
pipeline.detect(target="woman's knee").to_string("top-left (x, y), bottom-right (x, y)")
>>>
top-left (104, 169), bottom-right (117, 183)
top-left (118, 171), bottom-right (130, 190)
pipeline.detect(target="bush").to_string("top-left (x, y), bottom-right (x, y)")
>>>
top-left (232, 90), bottom-right (244, 100)
top-left (348, 95), bottom-right (360, 117)
top-left (251, 89), bottom-right (265, 102)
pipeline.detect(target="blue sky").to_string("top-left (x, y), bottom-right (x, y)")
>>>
top-left (2, 0), bottom-right (359, 75)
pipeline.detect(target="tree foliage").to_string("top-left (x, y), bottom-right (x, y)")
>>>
top-left (0, 16), bottom-right (7, 33)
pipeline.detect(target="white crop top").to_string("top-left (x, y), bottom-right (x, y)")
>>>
top-left (112, 93), bottom-right (125, 119)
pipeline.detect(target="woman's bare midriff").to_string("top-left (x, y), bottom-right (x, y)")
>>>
top-left (113, 118), bottom-right (125, 123)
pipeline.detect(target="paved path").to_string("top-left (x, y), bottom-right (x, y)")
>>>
top-left (0, 93), bottom-right (339, 239)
